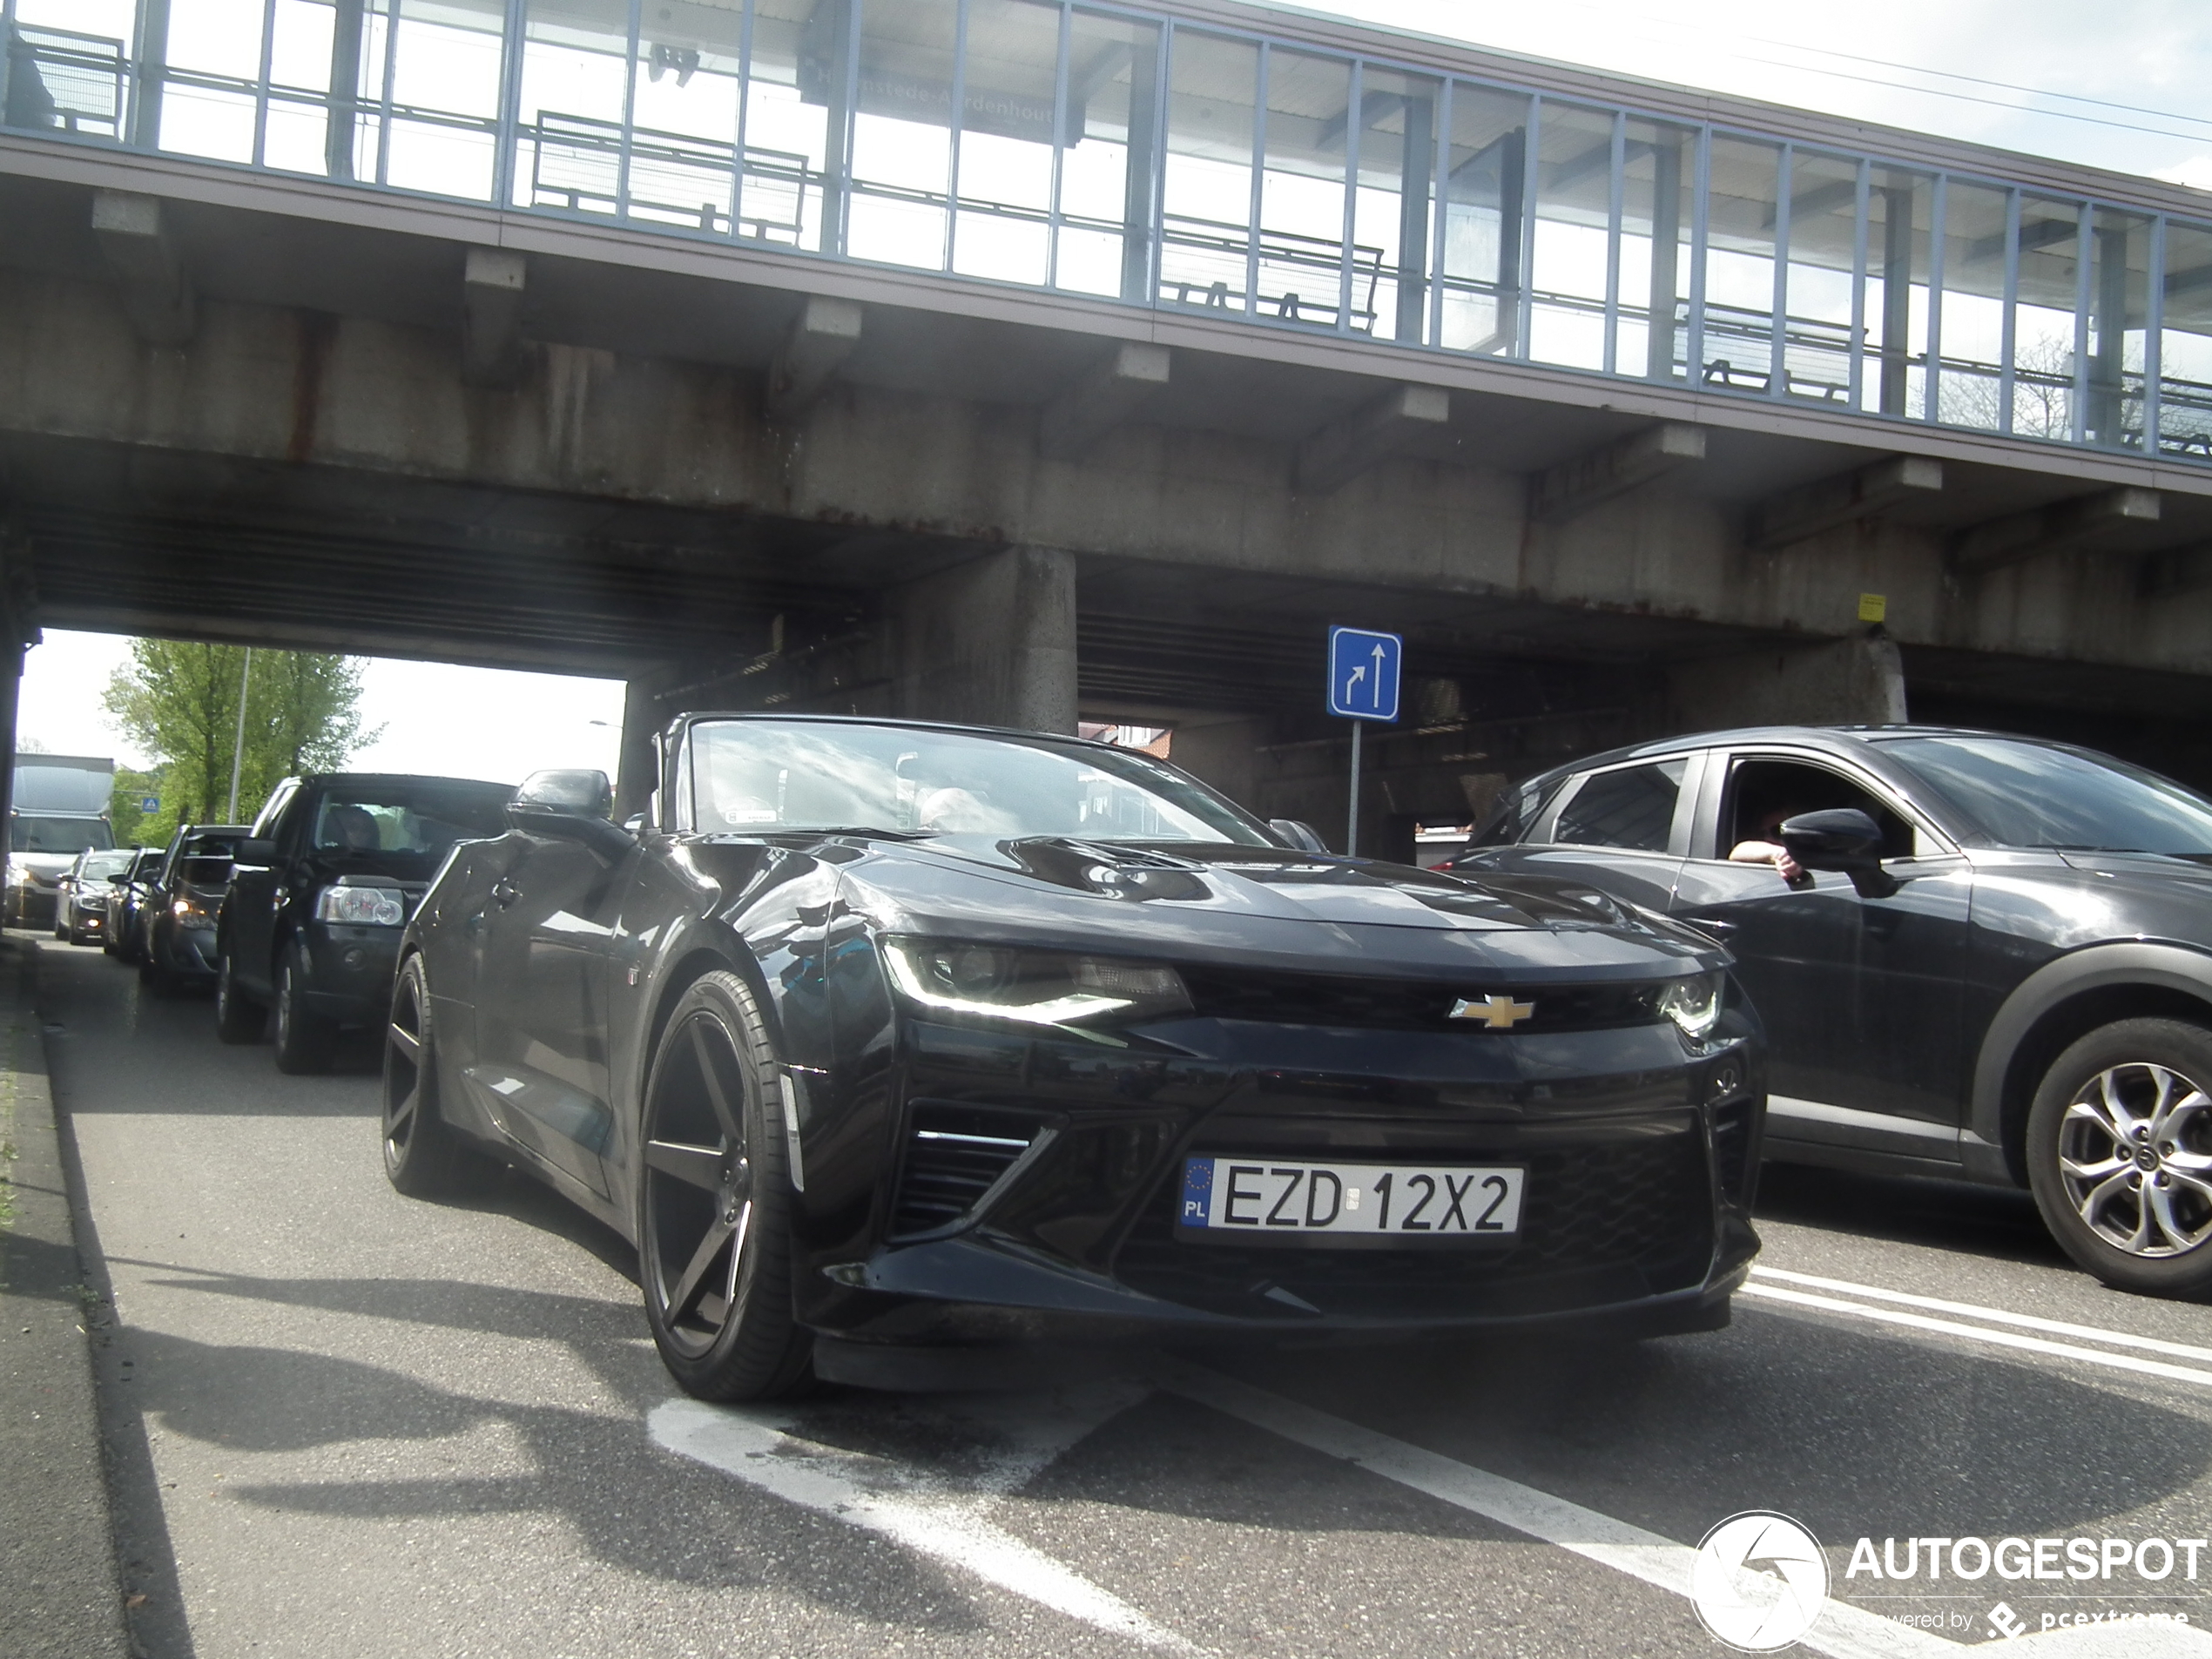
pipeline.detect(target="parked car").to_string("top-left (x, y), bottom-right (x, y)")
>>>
top-left (104, 847), bottom-right (165, 961)
top-left (138, 825), bottom-right (248, 992)
top-left (1449, 724), bottom-right (2212, 1298)
top-left (216, 773), bottom-right (516, 1069)
top-left (53, 847), bottom-right (137, 945)
top-left (381, 713), bottom-right (1764, 1402)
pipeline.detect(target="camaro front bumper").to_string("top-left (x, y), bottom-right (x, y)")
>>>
top-left (792, 1009), bottom-right (1764, 1352)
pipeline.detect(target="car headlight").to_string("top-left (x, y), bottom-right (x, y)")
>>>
top-left (1657, 973), bottom-right (1724, 1040)
top-left (172, 897), bottom-right (205, 921)
top-left (315, 886), bottom-right (406, 927)
top-left (881, 937), bottom-right (1192, 1028)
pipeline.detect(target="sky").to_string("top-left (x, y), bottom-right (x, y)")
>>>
top-left (13, 1), bottom-right (2210, 786)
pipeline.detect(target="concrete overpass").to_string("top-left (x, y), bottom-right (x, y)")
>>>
top-left (3, 0), bottom-right (2211, 850)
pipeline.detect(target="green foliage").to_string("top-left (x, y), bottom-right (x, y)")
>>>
top-left (109, 765), bottom-right (165, 847)
top-left (103, 643), bottom-right (378, 840)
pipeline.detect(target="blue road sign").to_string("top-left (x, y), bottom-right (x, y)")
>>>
top-left (139, 797), bottom-right (159, 813)
top-left (1327, 626), bottom-right (1401, 722)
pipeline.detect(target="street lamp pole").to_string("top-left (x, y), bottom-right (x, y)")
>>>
top-left (226, 648), bottom-right (253, 821)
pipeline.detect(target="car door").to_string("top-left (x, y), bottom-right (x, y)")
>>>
top-left (1669, 747), bottom-right (1973, 1165)
top-left (1472, 752), bottom-right (1699, 912)
top-left (226, 782), bottom-right (301, 995)
top-left (467, 822), bottom-right (632, 1198)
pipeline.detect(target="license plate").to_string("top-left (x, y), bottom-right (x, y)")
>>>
top-left (1176, 1157), bottom-right (1525, 1243)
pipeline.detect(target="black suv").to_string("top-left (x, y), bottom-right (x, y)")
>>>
top-left (216, 773), bottom-right (514, 1072)
top-left (1452, 725), bottom-right (2212, 1298)
top-left (139, 825), bottom-right (248, 991)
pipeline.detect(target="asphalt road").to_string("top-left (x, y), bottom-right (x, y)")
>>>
top-left (32, 935), bottom-right (2212, 1658)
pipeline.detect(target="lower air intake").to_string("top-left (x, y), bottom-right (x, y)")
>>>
top-left (889, 1105), bottom-right (1043, 1238)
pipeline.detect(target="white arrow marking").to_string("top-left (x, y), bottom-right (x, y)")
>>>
top-left (1370, 642), bottom-right (1388, 706)
top-left (1344, 663), bottom-right (1366, 703)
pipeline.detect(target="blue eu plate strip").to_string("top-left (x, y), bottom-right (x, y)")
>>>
top-left (1180, 1158), bottom-right (1213, 1229)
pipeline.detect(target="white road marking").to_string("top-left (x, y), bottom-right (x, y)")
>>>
top-left (1154, 1359), bottom-right (1949, 1659)
top-left (1753, 1266), bottom-right (2212, 1365)
top-left (1741, 1283), bottom-right (2212, 1391)
top-left (650, 1385), bottom-right (1202, 1656)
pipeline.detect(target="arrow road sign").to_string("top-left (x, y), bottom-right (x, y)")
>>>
top-left (1327, 626), bottom-right (1401, 722)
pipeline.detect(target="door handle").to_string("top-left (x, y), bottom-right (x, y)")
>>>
top-left (491, 878), bottom-right (521, 909)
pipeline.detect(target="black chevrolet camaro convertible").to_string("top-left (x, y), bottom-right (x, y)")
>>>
top-left (382, 713), bottom-right (1764, 1399)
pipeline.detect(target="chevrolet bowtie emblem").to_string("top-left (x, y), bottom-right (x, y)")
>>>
top-left (1451, 995), bottom-right (1536, 1028)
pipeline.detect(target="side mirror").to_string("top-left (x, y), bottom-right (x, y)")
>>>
top-left (508, 799), bottom-right (636, 859)
top-left (1778, 808), bottom-right (1898, 899)
top-left (236, 838), bottom-right (280, 866)
top-left (1269, 819), bottom-right (1331, 854)
top-left (514, 769), bottom-right (614, 819)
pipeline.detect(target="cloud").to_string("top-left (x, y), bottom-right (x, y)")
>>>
top-left (2157, 157), bottom-right (2212, 193)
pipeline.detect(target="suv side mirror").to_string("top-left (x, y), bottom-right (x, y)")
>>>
top-left (515, 769), bottom-right (614, 818)
top-left (1778, 808), bottom-right (1898, 899)
top-left (1269, 819), bottom-right (1331, 854)
top-left (235, 838), bottom-right (280, 866)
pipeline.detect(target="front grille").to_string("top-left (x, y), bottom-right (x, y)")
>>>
top-left (888, 1104), bottom-right (1045, 1238)
top-left (1114, 1130), bottom-right (1711, 1319)
top-left (1177, 966), bottom-right (1668, 1033)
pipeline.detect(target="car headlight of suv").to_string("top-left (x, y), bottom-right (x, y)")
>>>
top-left (882, 937), bottom-right (1192, 1028)
top-left (315, 886), bottom-right (406, 927)
top-left (1657, 973), bottom-right (1724, 1040)
top-left (172, 896), bottom-right (209, 923)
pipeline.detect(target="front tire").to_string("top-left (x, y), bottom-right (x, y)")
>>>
top-left (214, 951), bottom-right (266, 1044)
top-left (273, 940), bottom-right (338, 1075)
top-left (637, 970), bottom-right (812, 1402)
top-left (2027, 1018), bottom-right (2212, 1298)
top-left (382, 955), bottom-right (495, 1198)
top-left (138, 928), bottom-right (175, 995)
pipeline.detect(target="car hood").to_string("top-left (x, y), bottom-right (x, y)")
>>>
top-left (814, 835), bottom-right (1726, 983)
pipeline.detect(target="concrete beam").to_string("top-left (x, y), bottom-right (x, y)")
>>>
top-left (2139, 541), bottom-right (2212, 600)
top-left (1038, 342), bottom-right (1170, 461)
top-left (1669, 634), bottom-right (1907, 729)
top-left (1749, 455), bottom-right (1943, 550)
top-left (89, 190), bottom-right (194, 346)
top-left (1529, 421), bottom-right (1705, 525)
top-left (1951, 486), bottom-right (2162, 575)
top-left (893, 546), bottom-right (1076, 733)
top-left (765, 295), bottom-right (863, 422)
top-left (461, 247), bottom-right (526, 388)
top-left (1295, 383), bottom-right (1449, 496)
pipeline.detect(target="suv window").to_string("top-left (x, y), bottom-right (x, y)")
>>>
top-left (1554, 759), bottom-right (1687, 853)
top-left (1470, 775), bottom-right (1563, 848)
top-left (1723, 758), bottom-right (1918, 860)
top-left (307, 783), bottom-right (513, 858)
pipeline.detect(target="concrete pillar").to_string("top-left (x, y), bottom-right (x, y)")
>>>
top-left (614, 675), bottom-right (669, 823)
top-left (1666, 633), bottom-right (1907, 732)
top-left (891, 547), bottom-right (1076, 733)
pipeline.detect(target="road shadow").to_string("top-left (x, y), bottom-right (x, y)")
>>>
top-left (1752, 1161), bottom-right (2067, 1267)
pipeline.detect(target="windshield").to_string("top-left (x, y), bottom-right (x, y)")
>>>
top-left (78, 852), bottom-right (134, 880)
top-left (1881, 736), bottom-right (2212, 855)
top-left (308, 782), bottom-right (514, 858)
top-left (687, 720), bottom-right (1273, 846)
top-left (11, 816), bottom-right (112, 854)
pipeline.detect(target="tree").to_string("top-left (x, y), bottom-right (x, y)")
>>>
top-left (110, 765), bottom-right (166, 847)
top-left (103, 643), bottom-right (378, 841)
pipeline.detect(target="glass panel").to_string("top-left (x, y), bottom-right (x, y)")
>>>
top-left (1055, 8), bottom-right (1159, 300)
top-left (847, 0), bottom-right (956, 271)
top-left (1352, 65), bottom-right (1440, 343)
top-left (1619, 116), bottom-right (1692, 381)
top-left (262, 0), bottom-right (334, 173)
top-left (155, 0), bottom-right (264, 162)
top-left (1554, 760), bottom-right (1684, 852)
top-left (2086, 207), bottom-right (2150, 450)
top-left (745, 0), bottom-right (839, 250)
top-left (518, 0), bottom-right (638, 217)
top-left (1159, 30), bottom-right (1257, 315)
top-left (1865, 168), bottom-right (1932, 417)
top-left (4, 0), bottom-right (137, 138)
top-left (1436, 82), bottom-right (1529, 354)
top-left (1701, 134), bottom-right (1782, 395)
top-left (380, 0), bottom-right (502, 198)
top-left (2010, 197), bottom-right (2080, 441)
top-left (165, 0), bottom-right (265, 79)
top-left (1778, 150), bottom-right (1856, 405)
top-left (953, 0), bottom-right (1060, 287)
top-left (1254, 48), bottom-right (1346, 330)
top-left (1527, 102), bottom-right (1613, 371)
top-left (625, 1), bottom-right (745, 234)
top-left (1929, 180), bottom-right (2008, 430)
top-left (2161, 221), bottom-right (2212, 462)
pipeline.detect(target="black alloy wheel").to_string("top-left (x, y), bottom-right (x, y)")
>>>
top-left (2027, 1017), bottom-right (2212, 1297)
top-left (637, 970), bottom-right (812, 1402)
top-left (214, 950), bottom-right (266, 1044)
top-left (381, 954), bottom-right (494, 1197)
top-left (273, 939), bottom-right (338, 1075)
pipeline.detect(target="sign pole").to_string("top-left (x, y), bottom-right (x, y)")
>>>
top-left (1346, 719), bottom-right (1361, 858)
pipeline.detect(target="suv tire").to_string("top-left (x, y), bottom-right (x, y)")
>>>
top-left (214, 952), bottom-right (266, 1044)
top-left (273, 940), bottom-right (338, 1075)
top-left (2027, 1017), bottom-right (2212, 1297)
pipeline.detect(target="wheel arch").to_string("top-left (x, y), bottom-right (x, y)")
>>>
top-left (1971, 942), bottom-right (2212, 1187)
top-left (636, 941), bottom-right (782, 1108)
